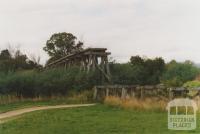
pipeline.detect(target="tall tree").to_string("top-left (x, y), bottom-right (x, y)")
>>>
top-left (43, 32), bottom-right (83, 63)
top-left (130, 56), bottom-right (144, 66)
top-left (144, 57), bottom-right (165, 84)
top-left (0, 49), bottom-right (42, 72)
top-left (0, 49), bottom-right (12, 72)
top-left (0, 49), bottom-right (11, 60)
top-left (161, 60), bottom-right (200, 87)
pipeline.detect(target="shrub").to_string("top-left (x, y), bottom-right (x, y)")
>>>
top-left (161, 61), bottom-right (200, 87)
top-left (184, 80), bottom-right (200, 88)
top-left (0, 67), bottom-right (99, 98)
top-left (110, 56), bottom-right (165, 85)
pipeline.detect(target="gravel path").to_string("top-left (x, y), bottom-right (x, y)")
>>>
top-left (0, 104), bottom-right (96, 123)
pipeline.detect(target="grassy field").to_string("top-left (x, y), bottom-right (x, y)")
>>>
top-left (0, 104), bottom-right (199, 134)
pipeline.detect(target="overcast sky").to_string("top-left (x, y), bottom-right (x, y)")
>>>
top-left (1, 0), bottom-right (200, 64)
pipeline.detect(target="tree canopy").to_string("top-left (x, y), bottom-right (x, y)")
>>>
top-left (0, 49), bottom-right (41, 72)
top-left (43, 32), bottom-right (83, 64)
top-left (161, 60), bottom-right (200, 87)
top-left (111, 56), bottom-right (165, 85)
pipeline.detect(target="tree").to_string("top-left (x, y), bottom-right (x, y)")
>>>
top-left (129, 56), bottom-right (165, 85)
top-left (144, 57), bottom-right (165, 84)
top-left (110, 56), bottom-right (165, 85)
top-left (0, 49), bottom-right (13, 72)
top-left (43, 32), bottom-right (83, 63)
top-left (130, 56), bottom-right (144, 66)
top-left (0, 48), bottom-right (42, 72)
top-left (0, 49), bottom-right (11, 60)
top-left (161, 60), bottom-right (200, 87)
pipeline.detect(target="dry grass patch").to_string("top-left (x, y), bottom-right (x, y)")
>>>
top-left (104, 96), bottom-right (168, 111)
top-left (0, 90), bottom-right (94, 105)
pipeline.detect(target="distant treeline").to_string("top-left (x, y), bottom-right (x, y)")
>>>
top-left (0, 48), bottom-right (41, 72)
top-left (111, 56), bottom-right (199, 87)
top-left (0, 32), bottom-right (199, 97)
top-left (0, 54), bottom-right (199, 98)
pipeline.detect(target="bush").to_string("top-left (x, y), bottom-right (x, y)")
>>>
top-left (110, 63), bottom-right (140, 85)
top-left (0, 67), bottom-right (99, 98)
top-left (184, 80), bottom-right (200, 88)
top-left (110, 56), bottom-right (165, 85)
top-left (161, 61), bottom-right (200, 87)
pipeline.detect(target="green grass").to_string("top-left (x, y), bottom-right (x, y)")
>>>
top-left (0, 105), bottom-right (199, 134)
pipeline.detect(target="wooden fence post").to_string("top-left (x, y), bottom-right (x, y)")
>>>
top-left (121, 88), bottom-right (127, 99)
top-left (131, 89), bottom-right (135, 98)
top-left (106, 88), bottom-right (109, 97)
top-left (168, 88), bottom-right (173, 100)
top-left (140, 87), bottom-right (144, 99)
top-left (93, 87), bottom-right (98, 100)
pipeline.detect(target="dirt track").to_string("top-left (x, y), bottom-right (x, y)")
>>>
top-left (0, 104), bottom-right (96, 123)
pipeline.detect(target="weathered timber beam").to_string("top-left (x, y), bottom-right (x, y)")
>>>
top-left (84, 52), bottom-right (111, 56)
top-left (46, 48), bottom-right (110, 68)
top-left (96, 85), bottom-right (138, 89)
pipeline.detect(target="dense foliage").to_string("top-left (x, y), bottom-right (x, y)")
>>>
top-left (161, 60), bottom-right (200, 87)
top-left (0, 49), bottom-right (41, 72)
top-left (43, 32), bottom-right (83, 64)
top-left (0, 32), bottom-right (200, 97)
top-left (0, 67), bottom-right (100, 97)
top-left (183, 80), bottom-right (200, 88)
top-left (111, 56), bottom-right (165, 85)
top-left (0, 51), bottom-right (199, 97)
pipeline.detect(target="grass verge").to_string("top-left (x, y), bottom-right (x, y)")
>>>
top-left (0, 105), bottom-right (199, 134)
top-left (0, 91), bottom-right (94, 113)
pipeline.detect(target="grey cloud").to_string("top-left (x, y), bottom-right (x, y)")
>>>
top-left (0, 0), bottom-right (200, 64)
